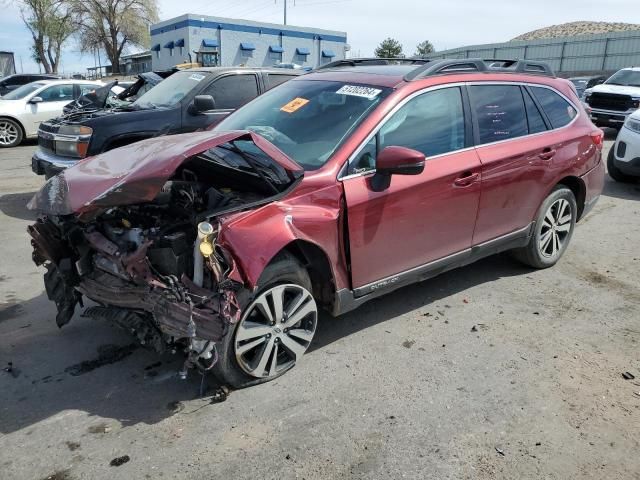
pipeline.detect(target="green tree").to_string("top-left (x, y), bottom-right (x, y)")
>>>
top-left (374, 37), bottom-right (403, 58)
top-left (19, 0), bottom-right (74, 73)
top-left (69, 0), bottom-right (159, 74)
top-left (415, 40), bottom-right (435, 57)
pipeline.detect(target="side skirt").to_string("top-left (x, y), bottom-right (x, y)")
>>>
top-left (331, 223), bottom-right (534, 316)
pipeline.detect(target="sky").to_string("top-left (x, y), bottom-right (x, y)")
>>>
top-left (2, 0), bottom-right (639, 74)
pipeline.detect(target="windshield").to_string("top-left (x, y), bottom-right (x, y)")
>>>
top-left (2, 82), bottom-right (45, 100)
top-left (132, 70), bottom-right (208, 109)
top-left (214, 79), bottom-right (391, 170)
top-left (605, 70), bottom-right (640, 87)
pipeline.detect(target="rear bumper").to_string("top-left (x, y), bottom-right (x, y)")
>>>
top-left (31, 148), bottom-right (79, 177)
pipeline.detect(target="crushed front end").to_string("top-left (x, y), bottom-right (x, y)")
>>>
top-left (26, 130), bottom-right (303, 377)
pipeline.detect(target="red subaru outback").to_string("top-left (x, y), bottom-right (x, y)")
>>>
top-left (29, 58), bottom-right (604, 388)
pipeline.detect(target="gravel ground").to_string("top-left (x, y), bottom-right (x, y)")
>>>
top-left (0, 136), bottom-right (639, 480)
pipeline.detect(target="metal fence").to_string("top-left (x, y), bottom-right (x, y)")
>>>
top-left (426, 30), bottom-right (640, 77)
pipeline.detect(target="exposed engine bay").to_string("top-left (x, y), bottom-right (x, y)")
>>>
top-left (27, 132), bottom-right (303, 379)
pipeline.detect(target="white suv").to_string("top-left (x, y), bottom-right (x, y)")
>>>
top-left (609, 109), bottom-right (640, 182)
top-left (584, 67), bottom-right (640, 130)
top-left (0, 79), bottom-right (103, 148)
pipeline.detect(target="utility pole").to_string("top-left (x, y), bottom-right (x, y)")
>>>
top-left (284, 0), bottom-right (287, 25)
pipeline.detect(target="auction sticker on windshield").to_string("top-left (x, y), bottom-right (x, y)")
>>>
top-left (281, 97), bottom-right (310, 113)
top-left (189, 73), bottom-right (206, 82)
top-left (336, 85), bottom-right (382, 100)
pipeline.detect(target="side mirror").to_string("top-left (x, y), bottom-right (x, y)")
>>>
top-left (370, 146), bottom-right (425, 192)
top-left (189, 94), bottom-right (215, 114)
top-left (29, 96), bottom-right (43, 104)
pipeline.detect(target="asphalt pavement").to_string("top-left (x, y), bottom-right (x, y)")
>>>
top-left (0, 136), bottom-right (639, 479)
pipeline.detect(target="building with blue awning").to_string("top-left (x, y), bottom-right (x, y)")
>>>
top-left (149, 13), bottom-right (348, 70)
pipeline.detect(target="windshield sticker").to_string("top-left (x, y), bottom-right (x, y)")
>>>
top-left (336, 85), bottom-right (382, 100)
top-left (189, 73), bottom-right (206, 82)
top-left (280, 97), bottom-right (310, 113)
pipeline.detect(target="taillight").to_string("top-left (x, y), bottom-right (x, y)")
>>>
top-left (590, 129), bottom-right (604, 148)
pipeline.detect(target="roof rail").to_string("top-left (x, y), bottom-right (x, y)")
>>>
top-left (316, 57), bottom-right (430, 70)
top-left (404, 58), bottom-right (555, 81)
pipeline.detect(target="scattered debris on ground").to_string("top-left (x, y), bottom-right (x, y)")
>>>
top-left (495, 446), bottom-right (505, 456)
top-left (622, 372), bottom-right (635, 380)
top-left (65, 344), bottom-right (138, 376)
top-left (109, 455), bottom-right (130, 467)
top-left (65, 441), bottom-right (81, 452)
top-left (4, 361), bottom-right (19, 378)
top-left (402, 340), bottom-right (415, 349)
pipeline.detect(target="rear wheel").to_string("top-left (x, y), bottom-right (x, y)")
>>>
top-left (607, 147), bottom-right (635, 183)
top-left (513, 186), bottom-right (577, 269)
top-left (213, 252), bottom-right (318, 388)
top-left (0, 118), bottom-right (23, 148)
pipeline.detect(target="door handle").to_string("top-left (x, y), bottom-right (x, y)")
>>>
top-left (453, 171), bottom-right (480, 187)
top-left (538, 148), bottom-right (556, 161)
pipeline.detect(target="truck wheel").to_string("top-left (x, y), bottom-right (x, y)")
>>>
top-left (512, 186), bottom-right (577, 269)
top-left (607, 147), bottom-right (635, 183)
top-left (213, 252), bottom-right (318, 389)
top-left (0, 118), bottom-right (23, 148)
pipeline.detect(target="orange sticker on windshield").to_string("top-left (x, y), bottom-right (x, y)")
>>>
top-left (280, 97), bottom-right (309, 113)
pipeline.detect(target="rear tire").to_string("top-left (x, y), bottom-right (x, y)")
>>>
top-left (607, 147), bottom-right (635, 183)
top-left (213, 252), bottom-right (317, 389)
top-left (0, 118), bottom-right (23, 148)
top-left (513, 186), bottom-right (577, 269)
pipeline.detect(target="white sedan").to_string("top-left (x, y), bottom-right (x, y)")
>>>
top-left (0, 79), bottom-right (103, 148)
top-left (609, 109), bottom-right (640, 182)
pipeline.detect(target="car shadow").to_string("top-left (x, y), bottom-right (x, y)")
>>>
top-left (0, 192), bottom-right (38, 221)
top-left (309, 253), bottom-right (532, 353)
top-left (0, 292), bottom-right (227, 435)
top-left (601, 175), bottom-right (640, 201)
top-left (1, 253), bottom-right (531, 434)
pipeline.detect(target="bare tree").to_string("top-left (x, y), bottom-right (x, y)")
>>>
top-left (19, 0), bottom-right (74, 73)
top-left (70, 0), bottom-right (159, 74)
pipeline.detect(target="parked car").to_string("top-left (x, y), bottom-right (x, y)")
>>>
top-left (0, 79), bottom-right (103, 148)
top-left (0, 73), bottom-right (61, 96)
top-left (584, 67), bottom-right (640, 129)
top-left (568, 75), bottom-right (605, 99)
top-left (27, 58), bottom-right (604, 388)
top-left (62, 71), bottom-right (172, 114)
top-left (31, 67), bottom-right (301, 177)
top-left (608, 108), bottom-right (640, 182)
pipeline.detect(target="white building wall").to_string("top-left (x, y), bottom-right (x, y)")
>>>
top-left (150, 14), bottom-right (347, 70)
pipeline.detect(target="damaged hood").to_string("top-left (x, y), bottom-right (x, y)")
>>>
top-left (28, 130), bottom-right (303, 216)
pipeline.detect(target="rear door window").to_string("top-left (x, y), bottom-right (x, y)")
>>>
top-left (522, 88), bottom-right (548, 134)
top-left (203, 74), bottom-right (259, 110)
top-left (530, 86), bottom-right (577, 129)
top-left (469, 85), bottom-right (528, 145)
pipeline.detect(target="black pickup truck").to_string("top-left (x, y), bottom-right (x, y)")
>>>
top-left (32, 67), bottom-right (301, 177)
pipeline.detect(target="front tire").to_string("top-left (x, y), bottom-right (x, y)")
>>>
top-left (513, 186), bottom-right (577, 269)
top-left (607, 147), bottom-right (635, 183)
top-left (0, 118), bottom-right (23, 148)
top-left (213, 252), bottom-right (318, 389)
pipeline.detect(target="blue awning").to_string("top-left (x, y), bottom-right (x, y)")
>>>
top-left (240, 42), bottom-right (256, 51)
top-left (322, 49), bottom-right (336, 58)
top-left (164, 41), bottom-right (174, 49)
top-left (269, 45), bottom-right (284, 53)
top-left (202, 38), bottom-right (218, 48)
top-left (151, 44), bottom-right (161, 52)
top-left (175, 38), bottom-right (185, 47)
top-left (296, 47), bottom-right (310, 55)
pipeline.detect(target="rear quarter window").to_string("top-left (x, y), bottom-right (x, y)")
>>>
top-left (531, 86), bottom-right (577, 129)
